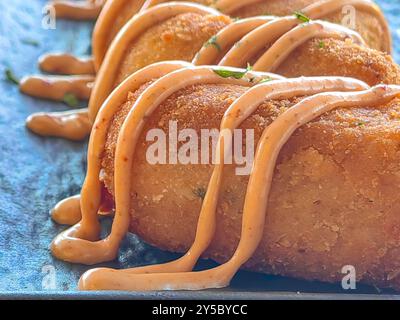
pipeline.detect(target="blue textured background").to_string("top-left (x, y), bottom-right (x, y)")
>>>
top-left (0, 0), bottom-right (399, 299)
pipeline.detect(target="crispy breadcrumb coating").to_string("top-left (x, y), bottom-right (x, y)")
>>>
top-left (115, 13), bottom-right (231, 85)
top-left (276, 38), bottom-right (400, 85)
top-left (231, 0), bottom-right (388, 52)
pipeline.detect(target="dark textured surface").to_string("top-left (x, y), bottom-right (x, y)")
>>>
top-left (0, 0), bottom-right (400, 299)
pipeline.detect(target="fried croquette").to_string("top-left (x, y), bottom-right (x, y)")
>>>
top-left (95, 0), bottom-right (389, 61)
top-left (99, 79), bottom-right (400, 291)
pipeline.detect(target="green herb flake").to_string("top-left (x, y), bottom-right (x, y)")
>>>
top-left (356, 122), bottom-right (365, 127)
top-left (318, 40), bottom-right (325, 49)
top-left (259, 76), bottom-right (273, 83)
top-left (63, 93), bottom-right (79, 108)
top-left (206, 36), bottom-right (221, 52)
top-left (193, 187), bottom-right (206, 200)
top-left (213, 63), bottom-right (252, 80)
top-left (294, 11), bottom-right (311, 23)
top-left (4, 69), bottom-right (20, 85)
top-left (21, 38), bottom-right (40, 47)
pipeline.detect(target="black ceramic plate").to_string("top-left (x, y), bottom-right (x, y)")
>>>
top-left (1, 0), bottom-right (400, 300)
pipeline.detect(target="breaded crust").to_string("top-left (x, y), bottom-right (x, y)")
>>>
top-left (115, 13), bottom-right (231, 85)
top-left (276, 38), bottom-right (400, 86)
top-left (100, 81), bottom-right (400, 291)
top-left (112, 4), bottom-right (390, 87)
top-left (99, 0), bottom-right (389, 55)
top-left (231, 0), bottom-right (388, 52)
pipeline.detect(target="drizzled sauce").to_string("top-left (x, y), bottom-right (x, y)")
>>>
top-left (52, 195), bottom-right (82, 225)
top-left (26, 108), bottom-right (91, 141)
top-left (52, 0), bottom-right (104, 20)
top-left (51, 63), bottom-right (400, 291)
top-left (39, 53), bottom-right (95, 75)
top-left (92, 0), bottom-right (147, 71)
top-left (193, 16), bottom-right (275, 65)
top-left (20, 75), bottom-right (94, 101)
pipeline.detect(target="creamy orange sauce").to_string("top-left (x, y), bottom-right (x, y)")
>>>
top-left (26, 108), bottom-right (91, 141)
top-left (52, 0), bottom-right (104, 20)
top-left (39, 53), bottom-right (95, 75)
top-left (193, 16), bottom-right (275, 66)
top-left (134, 0), bottom-right (258, 13)
top-left (52, 195), bottom-right (82, 225)
top-left (218, 16), bottom-right (298, 67)
top-left (50, 63), bottom-right (400, 291)
top-left (251, 20), bottom-right (365, 71)
top-left (20, 75), bottom-right (94, 101)
top-left (215, 0), bottom-right (262, 14)
top-left (92, 0), bottom-right (147, 71)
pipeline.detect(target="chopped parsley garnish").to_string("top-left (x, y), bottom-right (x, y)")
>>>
top-left (206, 35), bottom-right (221, 51)
top-left (21, 38), bottom-right (40, 47)
top-left (193, 187), bottom-right (206, 200)
top-left (259, 76), bottom-right (273, 83)
top-left (356, 122), bottom-right (365, 127)
top-left (213, 63), bottom-right (252, 80)
top-left (63, 93), bottom-right (79, 108)
top-left (5, 68), bottom-right (20, 85)
top-left (318, 40), bottom-right (325, 49)
top-left (234, 41), bottom-right (242, 48)
top-left (294, 11), bottom-right (311, 23)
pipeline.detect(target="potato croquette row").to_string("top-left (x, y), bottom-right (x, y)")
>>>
top-left (53, 0), bottom-right (389, 54)
top-left (43, 0), bottom-right (400, 292)
top-left (88, 6), bottom-right (396, 123)
top-left (24, 1), bottom-right (391, 141)
top-left (92, 0), bottom-right (392, 63)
